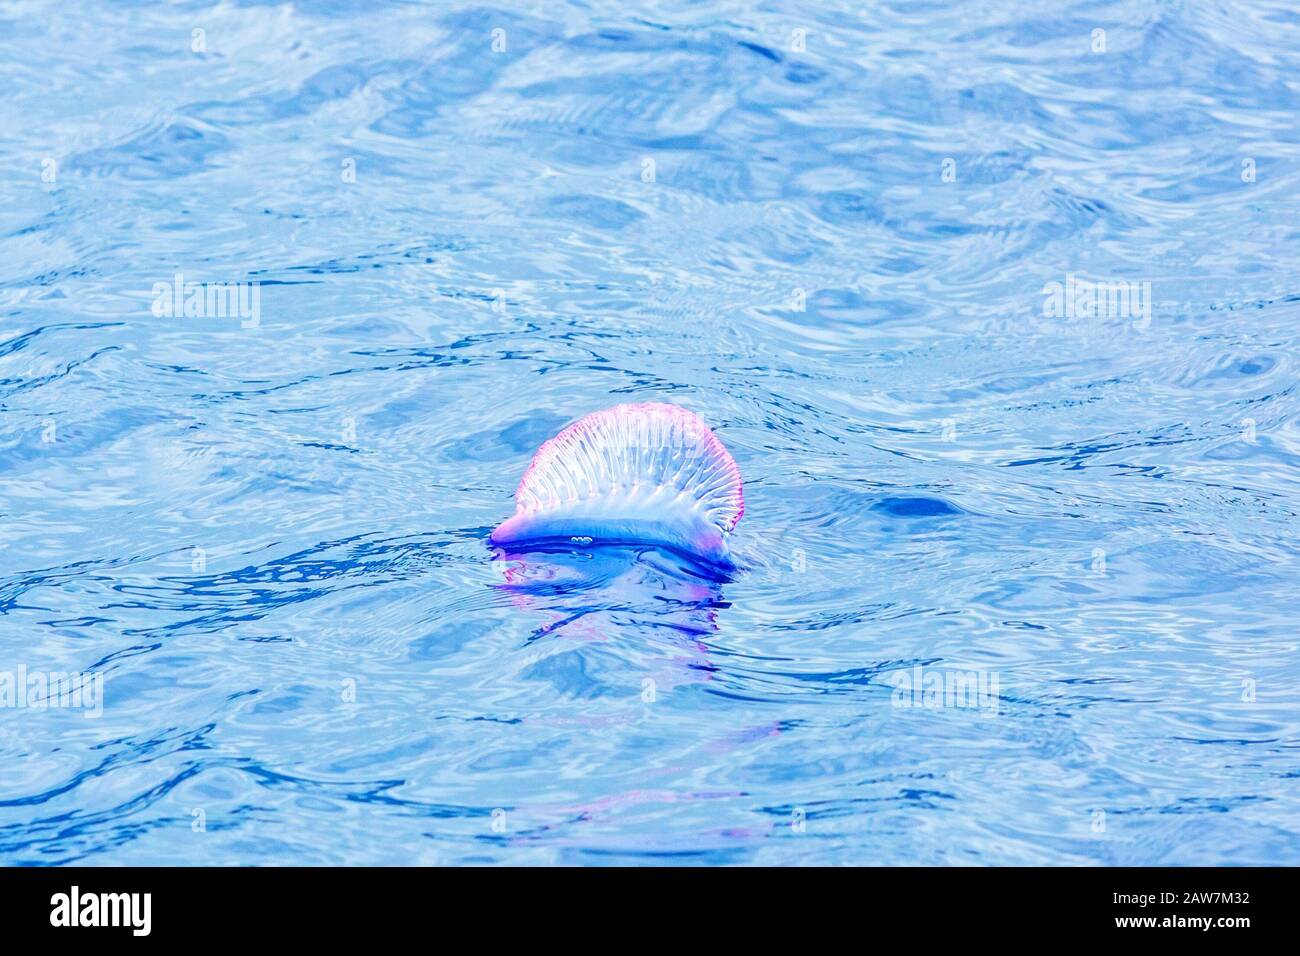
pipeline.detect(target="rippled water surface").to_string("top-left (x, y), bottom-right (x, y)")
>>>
top-left (2, 0), bottom-right (1299, 865)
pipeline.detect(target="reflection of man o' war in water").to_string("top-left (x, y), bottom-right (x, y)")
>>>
top-left (491, 545), bottom-right (729, 696)
top-left (487, 544), bottom-right (791, 851)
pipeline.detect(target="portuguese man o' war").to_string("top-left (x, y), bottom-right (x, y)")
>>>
top-left (489, 403), bottom-right (744, 568)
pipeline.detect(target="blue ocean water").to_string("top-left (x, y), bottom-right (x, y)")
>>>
top-left (2, 0), bottom-right (1298, 866)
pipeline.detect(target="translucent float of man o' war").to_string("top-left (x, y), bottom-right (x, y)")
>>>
top-left (489, 403), bottom-right (744, 569)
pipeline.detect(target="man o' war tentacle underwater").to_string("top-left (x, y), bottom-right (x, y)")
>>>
top-left (489, 402), bottom-right (744, 570)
